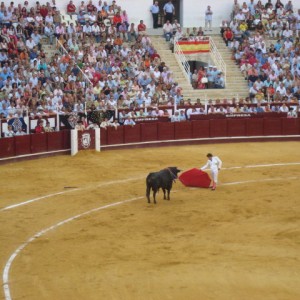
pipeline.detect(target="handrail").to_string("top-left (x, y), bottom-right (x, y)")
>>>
top-left (209, 37), bottom-right (227, 86)
top-left (55, 38), bottom-right (93, 88)
top-left (173, 37), bottom-right (191, 84)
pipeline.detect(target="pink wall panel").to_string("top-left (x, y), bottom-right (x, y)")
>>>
top-left (227, 119), bottom-right (247, 137)
top-left (191, 120), bottom-right (210, 138)
top-left (15, 135), bottom-right (31, 156)
top-left (140, 123), bottom-right (158, 141)
top-left (209, 119), bottom-right (227, 137)
top-left (281, 118), bottom-right (299, 135)
top-left (62, 130), bottom-right (71, 149)
top-left (263, 118), bottom-right (282, 136)
top-left (31, 134), bottom-right (48, 153)
top-left (100, 128), bottom-right (107, 145)
top-left (157, 122), bottom-right (175, 140)
top-left (107, 126), bottom-right (124, 145)
top-left (246, 119), bottom-right (264, 136)
top-left (174, 122), bottom-right (192, 139)
top-left (124, 125), bottom-right (141, 143)
top-left (47, 132), bottom-right (64, 151)
top-left (0, 138), bottom-right (15, 158)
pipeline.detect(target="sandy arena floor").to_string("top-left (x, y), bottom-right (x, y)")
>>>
top-left (0, 142), bottom-right (300, 300)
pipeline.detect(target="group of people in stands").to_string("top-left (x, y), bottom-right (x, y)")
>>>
top-left (0, 0), bottom-right (188, 136)
top-left (0, 0), bottom-right (299, 138)
top-left (221, 0), bottom-right (299, 109)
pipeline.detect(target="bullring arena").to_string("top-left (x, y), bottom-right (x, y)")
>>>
top-left (1, 141), bottom-right (300, 300)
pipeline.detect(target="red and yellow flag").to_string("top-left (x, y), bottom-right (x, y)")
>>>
top-left (177, 41), bottom-right (210, 54)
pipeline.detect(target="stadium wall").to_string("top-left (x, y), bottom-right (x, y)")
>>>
top-left (1, 118), bottom-right (300, 163)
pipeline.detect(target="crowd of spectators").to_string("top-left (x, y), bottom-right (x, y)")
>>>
top-left (160, 17), bottom-right (224, 91)
top-left (0, 0), bottom-right (299, 138)
top-left (220, 0), bottom-right (300, 111)
top-left (0, 0), bottom-right (187, 137)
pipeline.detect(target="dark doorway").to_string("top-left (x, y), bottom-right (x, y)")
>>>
top-left (156, 0), bottom-right (181, 27)
top-left (188, 61), bottom-right (209, 73)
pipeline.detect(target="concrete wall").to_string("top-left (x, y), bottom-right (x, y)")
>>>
top-left (10, 0), bottom-right (294, 29)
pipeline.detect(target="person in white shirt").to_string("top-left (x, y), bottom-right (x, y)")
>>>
top-left (163, 20), bottom-right (173, 41)
top-left (201, 153), bottom-right (222, 190)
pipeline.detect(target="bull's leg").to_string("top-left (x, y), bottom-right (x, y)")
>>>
top-left (146, 186), bottom-right (151, 203)
top-left (153, 189), bottom-right (157, 204)
top-left (162, 188), bottom-right (167, 200)
top-left (167, 188), bottom-right (170, 200)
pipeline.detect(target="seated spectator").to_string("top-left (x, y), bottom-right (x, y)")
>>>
top-left (137, 20), bottom-right (146, 35)
top-left (223, 27), bottom-right (234, 46)
top-left (170, 110), bottom-right (181, 122)
top-left (100, 117), bottom-right (111, 129)
top-left (214, 72), bottom-right (225, 89)
top-left (75, 120), bottom-right (86, 131)
top-left (4, 125), bottom-right (15, 137)
top-left (179, 110), bottom-right (186, 121)
top-left (123, 116), bottom-right (136, 126)
top-left (44, 121), bottom-right (54, 132)
top-left (15, 127), bottom-right (27, 136)
top-left (35, 119), bottom-right (45, 133)
top-left (66, 1), bottom-right (77, 17)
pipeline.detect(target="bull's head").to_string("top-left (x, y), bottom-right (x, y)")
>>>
top-left (168, 167), bottom-right (181, 178)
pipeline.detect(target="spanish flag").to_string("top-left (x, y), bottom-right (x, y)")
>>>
top-left (177, 41), bottom-right (210, 54)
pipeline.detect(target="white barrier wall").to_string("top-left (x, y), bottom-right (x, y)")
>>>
top-left (10, 0), bottom-right (293, 29)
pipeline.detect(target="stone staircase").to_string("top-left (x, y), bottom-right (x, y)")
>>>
top-left (41, 37), bottom-right (57, 61)
top-left (150, 35), bottom-right (249, 103)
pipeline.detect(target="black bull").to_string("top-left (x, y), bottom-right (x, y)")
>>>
top-left (146, 167), bottom-right (181, 204)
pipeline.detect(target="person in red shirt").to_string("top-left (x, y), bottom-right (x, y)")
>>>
top-left (40, 4), bottom-right (48, 18)
top-left (223, 27), bottom-right (234, 46)
top-left (113, 12), bottom-right (122, 28)
top-left (35, 119), bottom-right (45, 134)
top-left (67, 0), bottom-right (77, 16)
top-left (87, 0), bottom-right (95, 13)
top-left (137, 20), bottom-right (146, 34)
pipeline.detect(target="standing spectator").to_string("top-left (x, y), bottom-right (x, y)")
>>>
top-left (205, 5), bottom-right (213, 31)
top-left (163, 0), bottom-right (175, 23)
top-left (163, 20), bottom-right (173, 41)
top-left (150, 1), bottom-right (160, 29)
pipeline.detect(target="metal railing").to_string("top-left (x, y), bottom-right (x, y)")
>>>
top-left (209, 37), bottom-right (227, 86)
top-left (173, 37), bottom-right (191, 84)
top-left (55, 38), bottom-right (93, 88)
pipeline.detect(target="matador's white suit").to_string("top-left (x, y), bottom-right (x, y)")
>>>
top-left (201, 156), bottom-right (222, 190)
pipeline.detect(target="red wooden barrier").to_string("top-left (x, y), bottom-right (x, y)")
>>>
top-left (15, 135), bottom-right (31, 156)
top-left (62, 130), bottom-right (71, 149)
top-left (100, 128), bottom-right (107, 145)
top-left (227, 119), bottom-right (247, 137)
top-left (191, 120), bottom-right (210, 138)
top-left (174, 122), bottom-right (192, 139)
top-left (157, 122), bottom-right (175, 140)
top-left (0, 138), bottom-right (15, 158)
top-left (107, 126), bottom-right (124, 145)
top-left (209, 119), bottom-right (227, 137)
top-left (47, 131), bottom-right (64, 151)
top-left (281, 118), bottom-right (300, 135)
top-left (31, 133), bottom-right (47, 153)
top-left (246, 118), bottom-right (264, 136)
top-left (263, 118), bottom-right (282, 135)
top-left (140, 123), bottom-right (158, 142)
top-left (124, 125), bottom-right (141, 143)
